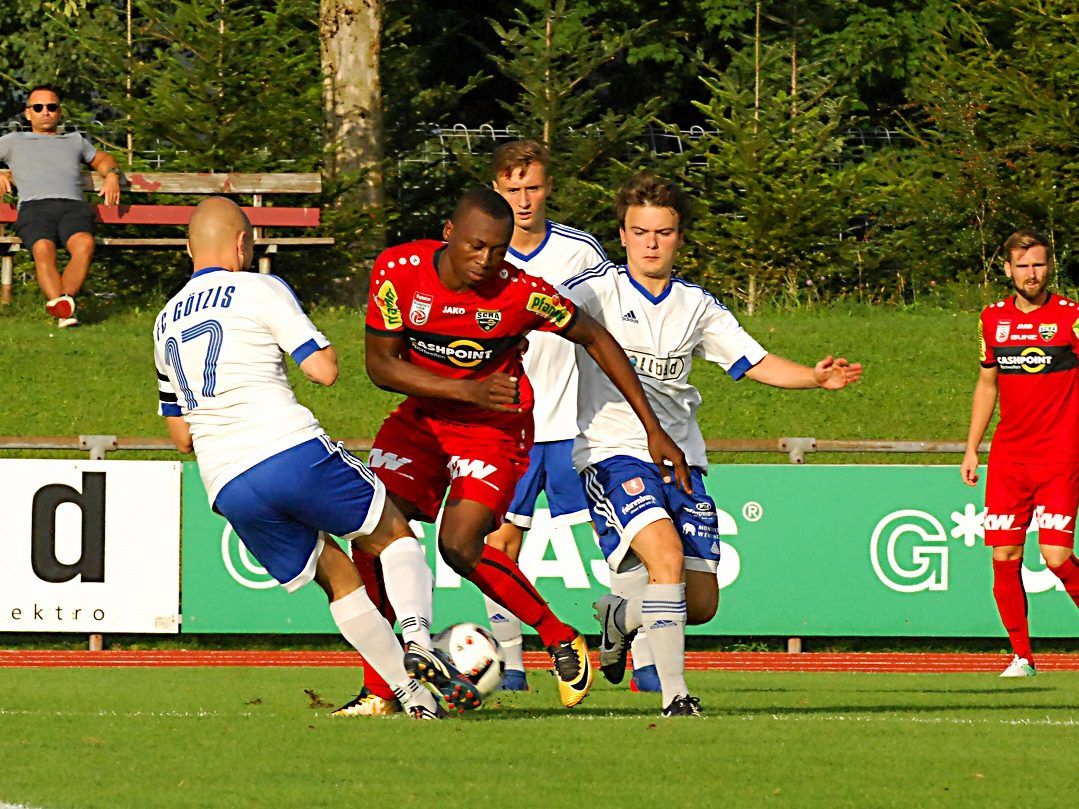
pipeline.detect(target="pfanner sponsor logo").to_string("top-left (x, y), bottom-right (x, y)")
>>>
top-left (625, 350), bottom-right (686, 381)
top-left (374, 281), bottom-right (402, 330)
top-left (526, 293), bottom-right (572, 327)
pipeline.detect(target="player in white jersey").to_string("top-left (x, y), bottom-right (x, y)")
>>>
top-left (154, 197), bottom-right (480, 719)
top-left (482, 140), bottom-right (609, 690)
top-left (567, 172), bottom-right (862, 716)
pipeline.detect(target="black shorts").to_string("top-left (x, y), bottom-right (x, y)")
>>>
top-left (15, 198), bottom-right (95, 247)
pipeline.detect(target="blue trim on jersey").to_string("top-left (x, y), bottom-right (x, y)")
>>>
top-left (191, 266), bottom-right (229, 279)
top-left (625, 268), bottom-right (673, 305)
top-left (564, 260), bottom-right (617, 289)
top-left (291, 338), bottom-right (322, 366)
top-left (160, 403), bottom-right (182, 417)
top-left (670, 275), bottom-right (726, 309)
top-left (729, 356), bottom-right (754, 380)
top-left (268, 274), bottom-right (303, 306)
top-left (548, 222), bottom-right (608, 259)
top-left (508, 221), bottom-right (553, 263)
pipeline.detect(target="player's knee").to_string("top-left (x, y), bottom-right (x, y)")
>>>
top-left (687, 593), bottom-right (718, 624)
top-left (439, 537), bottom-right (481, 577)
top-left (1041, 544), bottom-right (1072, 569)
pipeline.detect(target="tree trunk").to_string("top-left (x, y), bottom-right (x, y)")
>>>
top-left (320, 0), bottom-right (384, 218)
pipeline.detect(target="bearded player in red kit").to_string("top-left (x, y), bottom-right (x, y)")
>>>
top-left (961, 228), bottom-right (1079, 677)
top-left (333, 187), bottom-right (689, 715)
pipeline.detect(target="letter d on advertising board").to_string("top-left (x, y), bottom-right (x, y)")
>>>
top-left (31, 471), bottom-right (106, 583)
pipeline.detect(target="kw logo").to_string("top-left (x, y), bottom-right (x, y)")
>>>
top-left (448, 456), bottom-right (496, 480)
top-left (368, 449), bottom-right (412, 471)
top-left (983, 514), bottom-right (1016, 532)
top-left (1031, 508), bottom-right (1072, 532)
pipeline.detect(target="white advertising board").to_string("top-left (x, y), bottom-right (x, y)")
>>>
top-left (0, 460), bottom-right (181, 633)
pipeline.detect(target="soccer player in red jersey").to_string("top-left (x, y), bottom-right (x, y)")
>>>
top-left (962, 228), bottom-right (1079, 677)
top-left (338, 187), bottom-right (689, 713)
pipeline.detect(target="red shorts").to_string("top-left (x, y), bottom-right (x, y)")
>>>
top-left (984, 459), bottom-right (1079, 548)
top-left (369, 399), bottom-right (532, 523)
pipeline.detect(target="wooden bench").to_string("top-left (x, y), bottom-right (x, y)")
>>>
top-left (0, 172), bottom-right (333, 303)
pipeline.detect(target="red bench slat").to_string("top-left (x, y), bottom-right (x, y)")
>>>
top-left (0, 203), bottom-right (319, 227)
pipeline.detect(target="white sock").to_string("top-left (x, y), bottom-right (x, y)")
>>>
top-left (484, 595), bottom-right (525, 672)
top-left (641, 582), bottom-right (688, 706)
top-left (379, 536), bottom-right (433, 648)
top-left (329, 587), bottom-right (436, 713)
top-left (610, 563), bottom-right (648, 637)
top-left (631, 631), bottom-right (655, 670)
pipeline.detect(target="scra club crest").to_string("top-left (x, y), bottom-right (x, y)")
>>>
top-left (476, 309), bottom-right (501, 332)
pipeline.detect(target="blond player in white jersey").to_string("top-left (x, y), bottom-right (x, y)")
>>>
top-left (482, 140), bottom-right (608, 690)
top-left (566, 172), bottom-right (862, 716)
top-left (154, 197), bottom-right (481, 719)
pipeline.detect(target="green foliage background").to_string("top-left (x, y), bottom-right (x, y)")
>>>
top-left (0, 1), bottom-right (1075, 305)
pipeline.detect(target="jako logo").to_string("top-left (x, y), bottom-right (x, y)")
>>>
top-left (368, 449), bottom-right (412, 471)
top-left (870, 509), bottom-right (949, 593)
top-left (449, 456), bottom-right (496, 480)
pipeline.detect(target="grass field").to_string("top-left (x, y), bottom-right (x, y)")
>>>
top-left (0, 288), bottom-right (1000, 462)
top-left (0, 668), bottom-right (1076, 808)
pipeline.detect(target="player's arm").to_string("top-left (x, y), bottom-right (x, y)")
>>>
top-left (744, 353), bottom-right (862, 389)
top-left (88, 150), bottom-right (121, 206)
top-left (561, 310), bottom-right (692, 493)
top-left (299, 345), bottom-right (339, 386)
top-left (165, 416), bottom-right (193, 454)
top-left (365, 331), bottom-right (521, 411)
top-left (961, 366), bottom-right (998, 486)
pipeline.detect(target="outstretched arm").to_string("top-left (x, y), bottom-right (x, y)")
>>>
top-left (562, 311), bottom-right (692, 493)
top-left (365, 331), bottom-right (521, 411)
top-left (744, 353), bottom-right (862, 390)
top-left (961, 366), bottom-right (998, 486)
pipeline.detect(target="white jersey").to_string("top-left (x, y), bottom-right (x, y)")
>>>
top-left (153, 268), bottom-right (330, 503)
top-left (561, 262), bottom-right (767, 470)
top-left (504, 220), bottom-right (606, 442)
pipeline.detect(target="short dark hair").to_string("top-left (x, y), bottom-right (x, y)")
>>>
top-left (1003, 228), bottom-right (1052, 263)
top-left (453, 186), bottom-right (514, 225)
top-left (26, 84), bottom-right (62, 103)
top-left (615, 170), bottom-right (693, 232)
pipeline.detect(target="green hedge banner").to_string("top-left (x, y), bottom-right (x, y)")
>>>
top-left (180, 463), bottom-right (1077, 636)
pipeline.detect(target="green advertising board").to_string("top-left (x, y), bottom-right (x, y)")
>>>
top-left (180, 463), bottom-right (1077, 636)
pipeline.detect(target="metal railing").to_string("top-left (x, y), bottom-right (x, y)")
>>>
top-left (0, 435), bottom-right (987, 463)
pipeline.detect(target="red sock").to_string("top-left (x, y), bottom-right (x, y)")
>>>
top-left (351, 547), bottom-right (397, 701)
top-left (1047, 555), bottom-right (1079, 609)
top-left (992, 558), bottom-right (1032, 662)
top-left (468, 545), bottom-right (576, 647)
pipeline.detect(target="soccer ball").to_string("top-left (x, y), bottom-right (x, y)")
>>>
top-left (433, 622), bottom-right (505, 697)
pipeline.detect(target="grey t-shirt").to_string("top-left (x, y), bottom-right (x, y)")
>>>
top-left (0, 131), bottom-right (97, 206)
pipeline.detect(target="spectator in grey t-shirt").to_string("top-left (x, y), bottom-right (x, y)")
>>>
top-left (0, 84), bottom-right (121, 327)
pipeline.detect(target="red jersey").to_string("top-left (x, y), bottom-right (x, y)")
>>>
top-left (365, 239), bottom-right (578, 428)
top-left (979, 293), bottom-right (1079, 462)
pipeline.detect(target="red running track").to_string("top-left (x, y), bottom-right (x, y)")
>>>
top-left (2, 650), bottom-right (1078, 672)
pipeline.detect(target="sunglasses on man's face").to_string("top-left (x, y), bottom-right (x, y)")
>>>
top-left (28, 103), bottom-right (59, 113)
